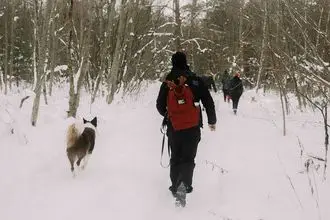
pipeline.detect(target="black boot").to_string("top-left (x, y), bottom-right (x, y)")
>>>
top-left (169, 185), bottom-right (193, 194)
top-left (174, 182), bottom-right (187, 207)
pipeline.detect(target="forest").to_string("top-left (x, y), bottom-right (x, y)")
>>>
top-left (0, 0), bottom-right (329, 124)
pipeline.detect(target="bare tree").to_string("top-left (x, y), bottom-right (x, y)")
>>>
top-left (31, 0), bottom-right (53, 126)
top-left (48, 0), bottom-right (58, 96)
top-left (173, 0), bottom-right (181, 51)
top-left (255, 0), bottom-right (268, 93)
top-left (3, 0), bottom-right (9, 94)
top-left (67, 0), bottom-right (92, 118)
top-left (106, 0), bottom-right (127, 104)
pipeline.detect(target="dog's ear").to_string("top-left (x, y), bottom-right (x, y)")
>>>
top-left (91, 117), bottom-right (97, 127)
top-left (83, 118), bottom-right (88, 124)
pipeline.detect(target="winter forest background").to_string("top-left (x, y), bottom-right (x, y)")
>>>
top-left (0, 0), bottom-right (330, 219)
top-left (0, 0), bottom-right (329, 118)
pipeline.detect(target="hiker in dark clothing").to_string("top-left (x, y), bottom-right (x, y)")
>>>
top-left (228, 72), bottom-right (243, 115)
top-left (156, 52), bottom-right (217, 199)
top-left (221, 69), bottom-right (231, 102)
top-left (201, 71), bottom-right (217, 93)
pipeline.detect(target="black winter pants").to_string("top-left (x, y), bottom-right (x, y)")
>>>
top-left (223, 89), bottom-right (229, 101)
top-left (231, 95), bottom-right (241, 110)
top-left (167, 126), bottom-right (201, 189)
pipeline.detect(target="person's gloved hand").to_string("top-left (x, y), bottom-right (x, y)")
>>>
top-left (208, 124), bottom-right (216, 131)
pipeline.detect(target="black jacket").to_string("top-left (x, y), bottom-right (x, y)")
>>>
top-left (221, 71), bottom-right (231, 90)
top-left (229, 76), bottom-right (243, 98)
top-left (156, 67), bottom-right (217, 128)
top-left (201, 75), bottom-right (217, 92)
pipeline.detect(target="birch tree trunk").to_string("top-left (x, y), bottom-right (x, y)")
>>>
top-left (323, 104), bottom-right (329, 179)
top-left (67, 0), bottom-right (75, 117)
top-left (106, 0), bottom-right (127, 104)
top-left (48, 0), bottom-right (58, 96)
top-left (304, 0), bottom-right (308, 57)
top-left (92, 0), bottom-right (116, 103)
top-left (8, 0), bottom-right (15, 91)
top-left (67, 0), bottom-right (91, 117)
top-left (31, 0), bottom-right (51, 126)
top-left (4, 2), bottom-right (9, 94)
top-left (30, 0), bottom-right (41, 126)
top-left (274, 72), bottom-right (287, 136)
top-left (237, 0), bottom-right (243, 70)
top-left (292, 71), bottom-right (303, 111)
top-left (91, 0), bottom-right (116, 103)
top-left (256, 0), bottom-right (267, 93)
top-left (68, 58), bottom-right (86, 118)
top-left (174, 0), bottom-right (182, 51)
top-left (189, 0), bottom-right (198, 71)
top-left (122, 0), bottom-right (139, 91)
top-left (279, 87), bottom-right (287, 136)
top-left (323, 2), bottom-right (330, 61)
top-left (315, 6), bottom-right (323, 53)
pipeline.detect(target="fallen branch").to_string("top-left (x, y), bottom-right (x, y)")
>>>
top-left (19, 96), bottom-right (30, 108)
top-left (205, 160), bottom-right (228, 174)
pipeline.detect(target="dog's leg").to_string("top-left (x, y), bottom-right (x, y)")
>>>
top-left (81, 153), bottom-right (91, 170)
top-left (76, 157), bottom-right (83, 167)
top-left (67, 151), bottom-right (76, 177)
top-left (72, 170), bottom-right (77, 178)
top-left (70, 161), bottom-right (76, 178)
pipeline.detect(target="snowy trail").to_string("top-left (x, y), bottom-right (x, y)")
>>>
top-left (0, 84), bottom-right (329, 220)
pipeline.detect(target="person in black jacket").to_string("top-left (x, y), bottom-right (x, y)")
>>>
top-left (156, 52), bottom-right (217, 198)
top-left (201, 71), bottom-right (217, 93)
top-left (221, 69), bottom-right (231, 102)
top-left (228, 72), bottom-right (243, 114)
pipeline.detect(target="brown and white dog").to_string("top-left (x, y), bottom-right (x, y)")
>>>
top-left (66, 117), bottom-right (97, 176)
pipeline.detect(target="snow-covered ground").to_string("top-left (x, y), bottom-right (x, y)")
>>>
top-left (0, 82), bottom-right (329, 220)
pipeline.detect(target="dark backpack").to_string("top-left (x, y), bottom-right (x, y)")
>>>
top-left (166, 75), bottom-right (200, 131)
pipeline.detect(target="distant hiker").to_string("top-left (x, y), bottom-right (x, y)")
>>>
top-left (228, 72), bottom-right (243, 115)
top-left (201, 70), bottom-right (217, 93)
top-left (156, 51), bottom-right (217, 206)
top-left (221, 69), bottom-right (231, 102)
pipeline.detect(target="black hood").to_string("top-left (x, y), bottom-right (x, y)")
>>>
top-left (171, 52), bottom-right (188, 70)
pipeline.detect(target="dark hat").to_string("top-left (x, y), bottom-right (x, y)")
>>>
top-left (171, 52), bottom-right (187, 69)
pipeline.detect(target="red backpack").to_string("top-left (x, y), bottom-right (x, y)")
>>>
top-left (166, 76), bottom-right (200, 131)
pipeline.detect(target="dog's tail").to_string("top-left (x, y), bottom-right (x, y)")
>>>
top-left (67, 123), bottom-right (79, 149)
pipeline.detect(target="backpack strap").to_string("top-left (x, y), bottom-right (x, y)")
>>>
top-left (166, 75), bottom-right (187, 88)
top-left (160, 123), bottom-right (170, 168)
top-left (166, 75), bottom-right (188, 96)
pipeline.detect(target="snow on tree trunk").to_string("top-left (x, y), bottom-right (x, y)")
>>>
top-left (43, 78), bottom-right (48, 105)
top-left (32, 12), bottom-right (38, 92)
top-left (237, 0), bottom-right (244, 72)
top-left (315, 7), bottom-right (324, 53)
top-left (48, 0), bottom-right (58, 96)
top-left (8, 0), bottom-right (17, 91)
top-left (256, 1), bottom-right (267, 93)
top-left (323, 104), bottom-right (329, 180)
top-left (91, 73), bottom-right (102, 104)
top-left (122, 0), bottom-right (139, 92)
top-left (91, 0), bottom-right (115, 103)
top-left (189, 0), bottom-right (198, 71)
top-left (174, 0), bottom-right (181, 51)
top-left (68, 34), bottom-right (90, 117)
top-left (31, 84), bottom-right (42, 127)
top-left (68, 57), bottom-right (86, 118)
top-left (67, 0), bottom-right (92, 118)
top-left (31, 0), bottom-right (53, 126)
top-left (30, 0), bottom-right (40, 126)
top-left (279, 82), bottom-right (286, 136)
top-left (4, 3), bottom-right (8, 94)
top-left (106, 0), bottom-right (127, 104)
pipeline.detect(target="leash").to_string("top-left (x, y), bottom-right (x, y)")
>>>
top-left (160, 118), bottom-right (170, 168)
